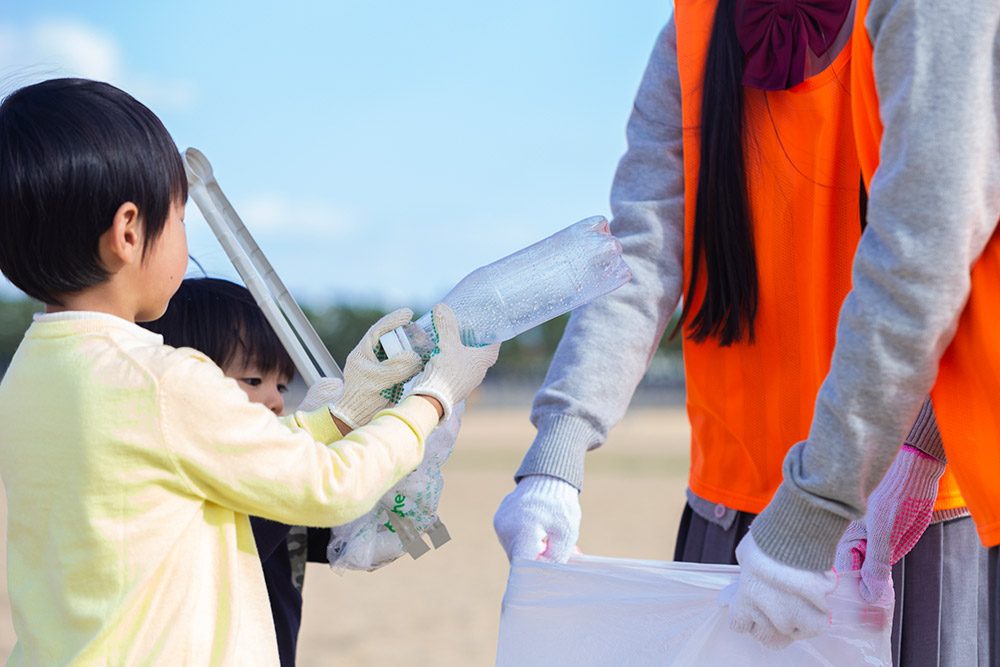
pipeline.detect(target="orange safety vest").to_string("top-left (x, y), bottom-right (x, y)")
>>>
top-left (674, 0), bottom-right (965, 514)
top-left (852, 0), bottom-right (999, 545)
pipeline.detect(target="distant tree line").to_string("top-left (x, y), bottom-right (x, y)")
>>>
top-left (0, 297), bottom-right (683, 381)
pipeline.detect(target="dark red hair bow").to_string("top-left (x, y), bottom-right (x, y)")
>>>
top-left (735, 0), bottom-right (852, 90)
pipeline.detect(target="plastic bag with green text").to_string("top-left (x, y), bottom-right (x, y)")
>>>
top-left (326, 403), bottom-right (463, 571)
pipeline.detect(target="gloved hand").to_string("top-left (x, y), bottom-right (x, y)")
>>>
top-left (493, 474), bottom-right (581, 562)
top-left (296, 377), bottom-right (344, 413)
top-left (329, 308), bottom-right (423, 429)
top-left (728, 532), bottom-right (837, 649)
top-left (409, 303), bottom-right (499, 421)
top-left (834, 444), bottom-right (945, 603)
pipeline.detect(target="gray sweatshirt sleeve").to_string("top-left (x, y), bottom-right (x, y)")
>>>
top-left (514, 18), bottom-right (686, 489)
top-left (752, 0), bottom-right (1000, 571)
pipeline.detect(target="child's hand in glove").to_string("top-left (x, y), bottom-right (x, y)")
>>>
top-left (297, 377), bottom-right (344, 413)
top-left (410, 303), bottom-right (499, 420)
top-left (329, 308), bottom-right (423, 430)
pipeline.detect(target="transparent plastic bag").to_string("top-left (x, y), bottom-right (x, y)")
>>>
top-left (497, 555), bottom-right (892, 666)
top-left (326, 402), bottom-right (464, 572)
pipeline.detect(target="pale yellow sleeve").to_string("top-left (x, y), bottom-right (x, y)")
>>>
top-left (157, 352), bottom-right (439, 527)
top-left (279, 406), bottom-right (344, 444)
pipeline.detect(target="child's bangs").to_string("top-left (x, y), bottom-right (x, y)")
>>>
top-left (229, 313), bottom-right (296, 382)
top-left (143, 277), bottom-right (295, 381)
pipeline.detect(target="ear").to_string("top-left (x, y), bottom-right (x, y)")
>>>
top-left (97, 202), bottom-right (142, 271)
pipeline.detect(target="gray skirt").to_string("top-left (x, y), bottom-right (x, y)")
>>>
top-left (990, 547), bottom-right (1000, 667)
top-left (674, 504), bottom-right (990, 666)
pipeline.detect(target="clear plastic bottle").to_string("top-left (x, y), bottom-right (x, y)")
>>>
top-left (378, 216), bottom-right (632, 358)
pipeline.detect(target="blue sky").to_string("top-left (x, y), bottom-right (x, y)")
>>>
top-left (2, 1), bottom-right (671, 308)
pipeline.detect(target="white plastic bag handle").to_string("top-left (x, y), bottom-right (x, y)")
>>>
top-left (182, 147), bottom-right (343, 385)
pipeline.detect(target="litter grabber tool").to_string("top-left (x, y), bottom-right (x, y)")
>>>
top-left (182, 147), bottom-right (343, 385)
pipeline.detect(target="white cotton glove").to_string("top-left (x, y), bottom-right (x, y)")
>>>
top-left (296, 377), bottom-right (344, 413)
top-left (409, 303), bottom-right (500, 421)
top-left (834, 444), bottom-right (945, 603)
top-left (728, 532), bottom-right (837, 650)
top-left (493, 474), bottom-right (581, 562)
top-left (329, 308), bottom-right (424, 429)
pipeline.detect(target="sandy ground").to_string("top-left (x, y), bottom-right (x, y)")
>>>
top-left (0, 402), bottom-right (691, 665)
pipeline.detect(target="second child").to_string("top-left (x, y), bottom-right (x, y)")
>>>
top-left (143, 276), bottom-right (420, 665)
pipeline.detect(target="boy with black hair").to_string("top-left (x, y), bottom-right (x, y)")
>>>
top-left (0, 78), bottom-right (499, 664)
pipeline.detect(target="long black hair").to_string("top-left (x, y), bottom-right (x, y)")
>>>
top-left (677, 0), bottom-right (759, 346)
top-left (142, 277), bottom-right (296, 380)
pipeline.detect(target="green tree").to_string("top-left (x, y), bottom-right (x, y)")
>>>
top-left (0, 297), bottom-right (42, 369)
top-left (0, 297), bottom-right (683, 382)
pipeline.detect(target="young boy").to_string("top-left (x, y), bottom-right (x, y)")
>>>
top-left (0, 78), bottom-right (498, 664)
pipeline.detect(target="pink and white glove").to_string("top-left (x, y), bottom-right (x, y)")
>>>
top-left (729, 532), bottom-right (838, 649)
top-left (493, 474), bottom-right (581, 562)
top-left (834, 444), bottom-right (945, 603)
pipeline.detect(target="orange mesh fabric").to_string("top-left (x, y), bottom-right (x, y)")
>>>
top-left (674, 0), bottom-right (964, 514)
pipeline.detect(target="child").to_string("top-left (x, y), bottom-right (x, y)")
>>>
top-left (0, 78), bottom-right (499, 665)
top-left (142, 276), bottom-right (347, 665)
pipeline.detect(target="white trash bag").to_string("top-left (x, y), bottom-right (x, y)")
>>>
top-left (326, 402), bottom-right (464, 572)
top-left (497, 555), bottom-right (892, 666)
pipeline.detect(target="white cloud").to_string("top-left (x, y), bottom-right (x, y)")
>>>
top-left (239, 193), bottom-right (354, 238)
top-left (0, 18), bottom-right (195, 111)
top-left (179, 194), bottom-right (360, 305)
top-left (29, 20), bottom-right (119, 80)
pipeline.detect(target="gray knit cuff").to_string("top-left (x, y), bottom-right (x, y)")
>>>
top-left (514, 413), bottom-right (599, 491)
top-left (751, 484), bottom-right (851, 571)
top-left (905, 399), bottom-right (946, 461)
top-left (931, 506), bottom-right (970, 524)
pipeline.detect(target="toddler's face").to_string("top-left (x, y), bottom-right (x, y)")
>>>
top-left (222, 359), bottom-right (291, 416)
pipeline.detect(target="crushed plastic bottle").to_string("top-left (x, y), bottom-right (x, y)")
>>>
top-left (379, 216), bottom-right (632, 358)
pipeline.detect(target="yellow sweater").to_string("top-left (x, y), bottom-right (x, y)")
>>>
top-left (0, 312), bottom-right (439, 665)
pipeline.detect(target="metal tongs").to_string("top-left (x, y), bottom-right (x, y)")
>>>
top-left (182, 147), bottom-right (343, 385)
top-left (182, 147), bottom-right (448, 559)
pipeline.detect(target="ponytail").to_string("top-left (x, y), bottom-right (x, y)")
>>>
top-left (677, 0), bottom-right (759, 346)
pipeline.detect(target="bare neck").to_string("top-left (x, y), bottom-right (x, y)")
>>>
top-left (47, 277), bottom-right (141, 322)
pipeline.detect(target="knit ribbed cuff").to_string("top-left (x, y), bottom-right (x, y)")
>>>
top-left (514, 413), bottom-right (600, 491)
top-left (328, 403), bottom-right (362, 432)
top-left (751, 484), bottom-right (851, 571)
top-left (905, 399), bottom-right (946, 461)
top-left (931, 506), bottom-right (970, 524)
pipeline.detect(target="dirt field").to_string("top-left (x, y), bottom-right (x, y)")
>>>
top-left (0, 403), bottom-right (692, 665)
